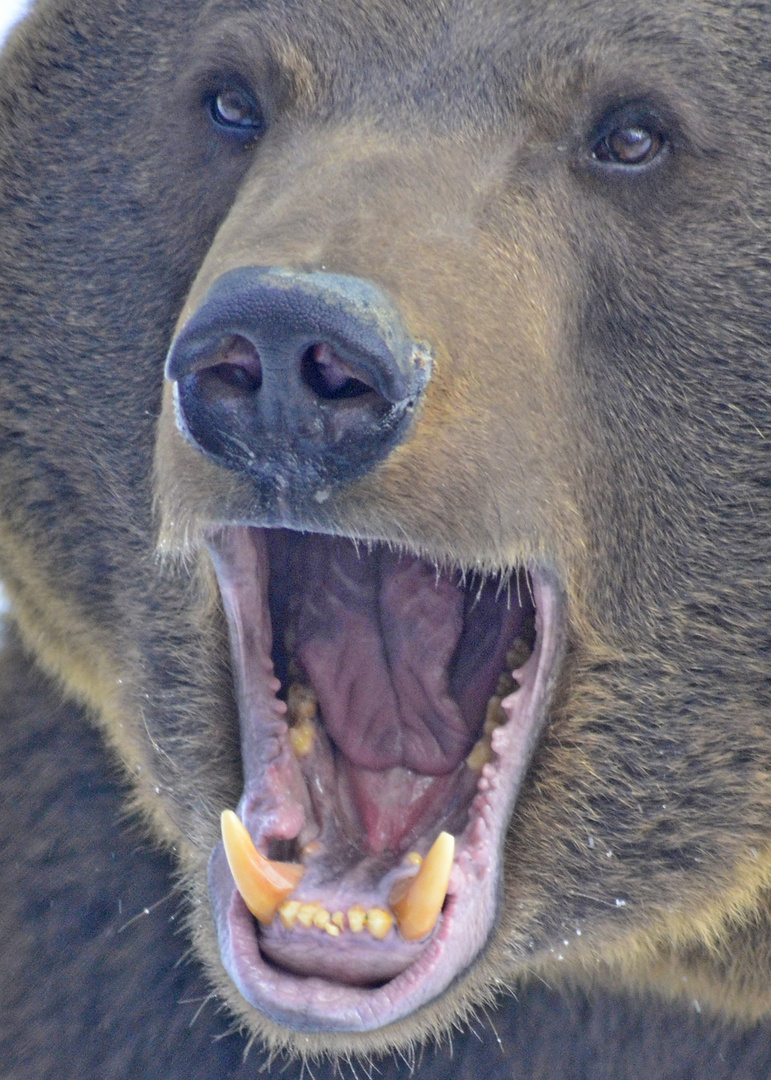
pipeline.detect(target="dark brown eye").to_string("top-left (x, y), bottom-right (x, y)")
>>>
top-left (592, 119), bottom-right (664, 168)
top-left (208, 87), bottom-right (264, 138)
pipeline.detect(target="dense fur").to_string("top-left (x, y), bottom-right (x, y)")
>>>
top-left (0, 0), bottom-right (769, 1074)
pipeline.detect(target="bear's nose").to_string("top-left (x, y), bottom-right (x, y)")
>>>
top-left (165, 267), bottom-right (432, 503)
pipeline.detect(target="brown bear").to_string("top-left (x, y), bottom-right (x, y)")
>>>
top-left (0, 0), bottom-right (769, 1076)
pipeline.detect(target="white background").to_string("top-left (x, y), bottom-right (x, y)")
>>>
top-left (0, 0), bottom-right (33, 50)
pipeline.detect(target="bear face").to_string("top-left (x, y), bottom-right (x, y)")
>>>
top-left (0, 0), bottom-right (768, 1062)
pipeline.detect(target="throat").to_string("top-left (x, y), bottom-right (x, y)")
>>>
top-left (286, 668), bottom-right (481, 853)
top-left (270, 531), bottom-right (529, 775)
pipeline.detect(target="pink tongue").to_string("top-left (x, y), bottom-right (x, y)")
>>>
top-left (295, 537), bottom-right (471, 773)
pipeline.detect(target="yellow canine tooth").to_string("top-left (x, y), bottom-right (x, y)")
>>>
top-left (390, 831), bottom-right (455, 941)
top-left (220, 810), bottom-right (304, 925)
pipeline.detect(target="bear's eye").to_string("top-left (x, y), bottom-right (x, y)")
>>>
top-left (208, 86), bottom-right (265, 138)
top-left (590, 111), bottom-right (666, 169)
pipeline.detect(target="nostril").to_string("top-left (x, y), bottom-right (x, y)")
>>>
top-left (301, 342), bottom-right (374, 401)
top-left (198, 334), bottom-right (263, 394)
top-left (166, 267), bottom-right (434, 491)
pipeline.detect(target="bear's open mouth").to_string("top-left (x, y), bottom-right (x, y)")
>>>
top-left (206, 525), bottom-right (563, 1032)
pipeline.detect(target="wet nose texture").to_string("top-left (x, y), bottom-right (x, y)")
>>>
top-left (165, 268), bottom-right (433, 505)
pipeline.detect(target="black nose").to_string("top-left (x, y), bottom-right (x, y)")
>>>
top-left (165, 267), bottom-right (432, 504)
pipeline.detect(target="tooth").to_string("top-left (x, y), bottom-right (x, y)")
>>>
top-left (347, 905), bottom-right (366, 933)
top-left (366, 908), bottom-right (393, 939)
top-left (325, 922), bottom-right (341, 937)
top-left (287, 682), bottom-right (318, 723)
top-left (220, 810), bottom-right (304, 925)
top-left (466, 734), bottom-right (494, 771)
top-left (313, 908), bottom-right (331, 929)
top-left (332, 911), bottom-right (345, 930)
top-left (390, 831), bottom-right (455, 941)
top-left (483, 695), bottom-right (505, 735)
top-left (496, 671), bottom-right (515, 697)
top-left (406, 852), bottom-right (423, 867)
top-left (297, 902), bottom-right (320, 929)
top-left (278, 900), bottom-right (301, 929)
top-left (289, 718), bottom-right (316, 757)
top-left (507, 636), bottom-right (531, 670)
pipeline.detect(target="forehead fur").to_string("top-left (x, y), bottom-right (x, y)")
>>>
top-left (185, 0), bottom-right (747, 125)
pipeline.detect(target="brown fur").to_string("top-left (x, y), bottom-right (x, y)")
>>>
top-left (0, 0), bottom-right (769, 1070)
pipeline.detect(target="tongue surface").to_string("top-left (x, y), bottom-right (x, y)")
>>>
top-left (294, 537), bottom-right (470, 773)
